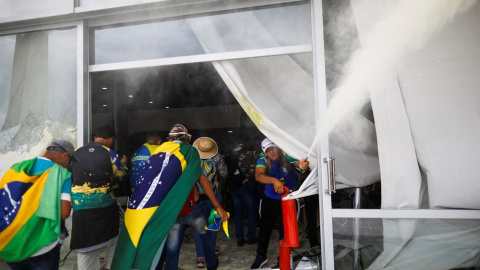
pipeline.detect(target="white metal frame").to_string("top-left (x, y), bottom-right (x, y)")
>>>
top-left (89, 45), bottom-right (312, 73)
top-left (77, 20), bottom-right (90, 146)
top-left (311, 0), bottom-right (334, 268)
top-left (333, 209), bottom-right (480, 219)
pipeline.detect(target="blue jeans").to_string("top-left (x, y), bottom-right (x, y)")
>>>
top-left (7, 244), bottom-right (61, 270)
top-left (163, 205), bottom-right (217, 269)
top-left (194, 193), bottom-right (221, 258)
top-left (231, 183), bottom-right (257, 242)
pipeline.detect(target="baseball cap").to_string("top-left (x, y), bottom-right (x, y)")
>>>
top-left (47, 140), bottom-right (79, 160)
top-left (261, 138), bottom-right (277, 152)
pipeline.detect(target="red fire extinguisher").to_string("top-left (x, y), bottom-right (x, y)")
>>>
top-left (282, 186), bottom-right (299, 247)
top-left (280, 187), bottom-right (299, 270)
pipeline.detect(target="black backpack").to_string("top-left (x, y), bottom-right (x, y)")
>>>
top-left (224, 150), bottom-right (244, 189)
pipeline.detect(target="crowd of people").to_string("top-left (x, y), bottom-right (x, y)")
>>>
top-left (0, 123), bottom-right (318, 270)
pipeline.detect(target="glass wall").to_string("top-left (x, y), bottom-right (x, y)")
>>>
top-left (0, 28), bottom-right (77, 176)
top-left (332, 218), bottom-right (480, 269)
top-left (91, 3), bottom-right (312, 64)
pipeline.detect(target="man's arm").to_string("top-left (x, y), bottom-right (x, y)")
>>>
top-left (112, 151), bottom-right (128, 182)
top-left (197, 174), bottom-right (228, 222)
top-left (293, 158), bottom-right (310, 171)
top-left (255, 166), bottom-right (284, 194)
top-left (61, 199), bottom-right (71, 220)
top-left (61, 178), bottom-right (72, 220)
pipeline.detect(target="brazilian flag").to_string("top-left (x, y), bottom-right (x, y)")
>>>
top-left (112, 141), bottom-right (202, 270)
top-left (0, 158), bottom-right (69, 262)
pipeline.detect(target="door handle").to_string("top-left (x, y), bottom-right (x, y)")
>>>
top-left (324, 157), bottom-right (336, 195)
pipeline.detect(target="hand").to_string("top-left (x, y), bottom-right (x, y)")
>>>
top-left (272, 178), bottom-right (284, 194)
top-left (299, 159), bottom-right (310, 171)
top-left (121, 155), bottom-right (128, 163)
top-left (216, 205), bottom-right (229, 222)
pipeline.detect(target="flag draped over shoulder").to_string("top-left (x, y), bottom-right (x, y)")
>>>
top-left (112, 141), bottom-right (202, 270)
top-left (0, 158), bottom-right (69, 262)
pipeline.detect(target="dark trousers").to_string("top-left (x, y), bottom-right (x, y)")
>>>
top-left (304, 195), bottom-right (320, 247)
top-left (256, 195), bottom-right (284, 257)
top-left (231, 183), bottom-right (257, 242)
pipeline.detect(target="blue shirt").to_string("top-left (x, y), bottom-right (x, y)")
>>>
top-left (256, 155), bottom-right (297, 200)
top-left (33, 157), bottom-right (71, 198)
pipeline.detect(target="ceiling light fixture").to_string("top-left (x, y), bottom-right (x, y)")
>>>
top-left (102, 87), bottom-right (107, 90)
top-left (165, 106), bottom-right (170, 109)
top-left (103, 104), bottom-right (107, 107)
top-left (128, 95), bottom-right (133, 98)
top-left (228, 130), bottom-right (233, 133)
top-left (149, 101), bottom-right (153, 104)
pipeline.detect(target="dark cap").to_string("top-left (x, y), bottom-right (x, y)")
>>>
top-left (47, 140), bottom-right (79, 160)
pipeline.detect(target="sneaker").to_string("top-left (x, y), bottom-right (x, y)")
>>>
top-left (196, 257), bottom-right (205, 268)
top-left (246, 238), bottom-right (258, 245)
top-left (237, 240), bottom-right (245, 246)
top-left (250, 254), bottom-right (268, 269)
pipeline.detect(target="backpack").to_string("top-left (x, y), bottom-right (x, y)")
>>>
top-left (225, 150), bottom-right (244, 189)
top-left (178, 188), bottom-right (195, 217)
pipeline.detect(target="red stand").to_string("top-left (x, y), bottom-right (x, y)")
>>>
top-left (279, 240), bottom-right (291, 270)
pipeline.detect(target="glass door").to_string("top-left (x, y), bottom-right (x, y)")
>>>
top-left (88, 2), bottom-right (318, 269)
top-left (313, 1), bottom-right (480, 269)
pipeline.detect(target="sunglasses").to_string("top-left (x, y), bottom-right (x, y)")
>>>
top-left (47, 143), bottom-right (75, 160)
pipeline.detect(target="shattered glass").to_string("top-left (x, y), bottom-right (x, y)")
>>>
top-left (0, 28), bottom-right (77, 176)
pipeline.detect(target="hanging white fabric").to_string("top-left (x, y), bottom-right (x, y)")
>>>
top-left (186, 8), bottom-right (381, 200)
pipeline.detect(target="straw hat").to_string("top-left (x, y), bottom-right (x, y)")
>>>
top-left (193, 137), bottom-right (218, 159)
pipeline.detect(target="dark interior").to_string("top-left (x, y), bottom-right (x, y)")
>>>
top-left (90, 62), bottom-right (264, 156)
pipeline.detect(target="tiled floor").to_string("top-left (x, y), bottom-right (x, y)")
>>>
top-left (1, 214), bottom-right (314, 270)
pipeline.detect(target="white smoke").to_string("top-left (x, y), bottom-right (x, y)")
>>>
top-left (317, 0), bottom-right (476, 147)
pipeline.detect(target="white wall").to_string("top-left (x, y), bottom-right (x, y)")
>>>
top-left (0, 0), bottom-right (73, 23)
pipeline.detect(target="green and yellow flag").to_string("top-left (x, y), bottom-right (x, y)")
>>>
top-left (112, 141), bottom-right (202, 270)
top-left (0, 158), bottom-right (69, 262)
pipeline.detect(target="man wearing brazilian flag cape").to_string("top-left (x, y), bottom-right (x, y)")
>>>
top-left (112, 124), bottom-right (227, 270)
top-left (0, 140), bottom-right (77, 269)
